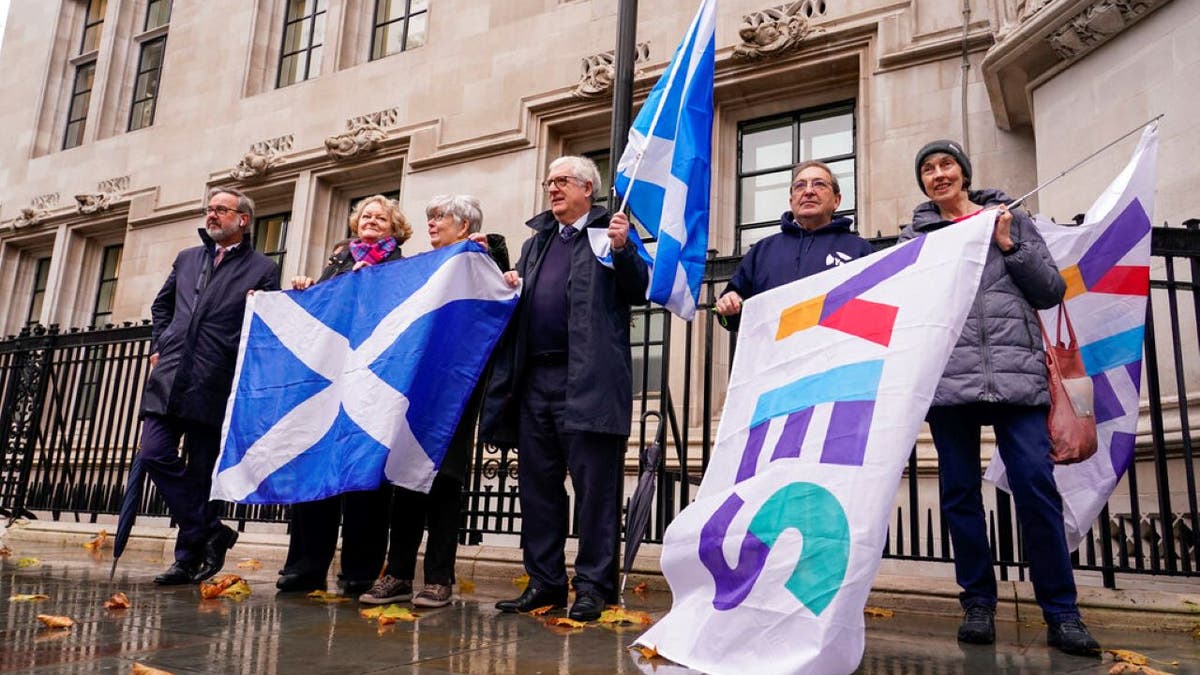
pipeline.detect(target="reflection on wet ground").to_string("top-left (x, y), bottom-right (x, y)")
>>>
top-left (2, 542), bottom-right (1198, 674)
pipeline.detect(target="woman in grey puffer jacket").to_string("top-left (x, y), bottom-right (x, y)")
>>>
top-left (900, 140), bottom-right (1099, 658)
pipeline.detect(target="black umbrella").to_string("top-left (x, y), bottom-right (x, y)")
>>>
top-left (109, 454), bottom-right (146, 581)
top-left (621, 433), bottom-right (663, 599)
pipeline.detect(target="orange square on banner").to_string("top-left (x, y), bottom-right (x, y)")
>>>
top-left (776, 296), bottom-right (825, 341)
top-left (1061, 265), bottom-right (1086, 300)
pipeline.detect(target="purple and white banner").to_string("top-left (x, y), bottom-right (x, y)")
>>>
top-left (636, 214), bottom-right (995, 674)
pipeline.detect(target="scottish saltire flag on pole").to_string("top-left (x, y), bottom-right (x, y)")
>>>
top-left (636, 216), bottom-right (995, 674)
top-left (985, 126), bottom-right (1158, 550)
top-left (210, 241), bottom-right (518, 504)
top-left (611, 0), bottom-right (714, 320)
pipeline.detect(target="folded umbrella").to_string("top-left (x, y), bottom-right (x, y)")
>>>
top-left (109, 454), bottom-right (146, 581)
top-left (621, 434), bottom-right (663, 601)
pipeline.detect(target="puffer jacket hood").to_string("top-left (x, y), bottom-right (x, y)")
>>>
top-left (900, 187), bottom-right (1066, 407)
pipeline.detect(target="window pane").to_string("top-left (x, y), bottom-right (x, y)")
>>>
top-left (130, 101), bottom-right (152, 130)
top-left (800, 112), bottom-right (853, 160)
top-left (28, 292), bottom-right (45, 324)
top-left (82, 25), bottom-right (101, 53)
top-left (376, 0), bottom-right (408, 23)
top-left (142, 40), bottom-right (165, 70)
top-left (95, 281), bottom-right (116, 315)
top-left (69, 93), bottom-right (91, 121)
top-left (410, 0), bottom-right (428, 11)
top-left (741, 225), bottom-right (777, 249)
top-left (739, 170), bottom-right (790, 224)
top-left (64, 120), bottom-right (85, 149)
top-left (827, 158), bottom-right (855, 211)
top-left (307, 45), bottom-right (323, 77)
top-left (376, 22), bottom-right (404, 58)
top-left (741, 124), bottom-right (792, 173)
top-left (282, 20), bottom-right (310, 53)
top-left (286, 0), bottom-right (314, 21)
top-left (278, 53), bottom-right (306, 86)
top-left (102, 247), bottom-right (123, 278)
top-left (312, 14), bottom-right (326, 46)
top-left (145, 0), bottom-right (172, 30)
top-left (34, 259), bottom-right (51, 289)
top-left (76, 63), bottom-right (96, 90)
top-left (406, 12), bottom-right (427, 49)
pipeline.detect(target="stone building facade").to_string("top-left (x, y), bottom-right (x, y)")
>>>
top-left (0, 0), bottom-right (1194, 424)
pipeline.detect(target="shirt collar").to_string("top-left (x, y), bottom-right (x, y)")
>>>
top-left (557, 212), bottom-right (589, 234)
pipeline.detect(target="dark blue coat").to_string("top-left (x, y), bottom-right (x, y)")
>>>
top-left (140, 229), bottom-right (280, 427)
top-left (479, 206), bottom-right (649, 447)
top-left (722, 214), bottom-right (874, 330)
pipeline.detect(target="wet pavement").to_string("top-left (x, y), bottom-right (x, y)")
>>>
top-left (2, 541), bottom-right (1199, 674)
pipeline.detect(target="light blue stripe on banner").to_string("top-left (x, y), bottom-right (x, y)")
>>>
top-left (750, 360), bottom-right (884, 428)
top-left (1081, 325), bottom-right (1144, 375)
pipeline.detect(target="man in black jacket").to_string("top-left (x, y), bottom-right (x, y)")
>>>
top-left (482, 156), bottom-right (649, 621)
top-left (140, 186), bottom-right (280, 585)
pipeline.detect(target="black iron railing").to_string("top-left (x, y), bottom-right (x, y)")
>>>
top-left (2, 222), bottom-right (1198, 589)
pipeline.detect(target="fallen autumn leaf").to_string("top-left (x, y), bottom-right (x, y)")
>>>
top-left (9, 594), bottom-right (50, 602)
top-left (36, 614), bottom-right (75, 628)
top-left (83, 530), bottom-right (109, 552)
top-left (104, 592), bottom-right (131, 609)
top-left (16, 557), bottom-right (40, 568)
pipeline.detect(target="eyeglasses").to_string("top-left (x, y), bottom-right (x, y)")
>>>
top-left (427, 210), bottom-right (453, 221)
top-left (541, 176), bottom-right (585, 191)
top-left (204, 205), bottom-right (243, 217)
top-left (790, 178), bottom-right (834, 193)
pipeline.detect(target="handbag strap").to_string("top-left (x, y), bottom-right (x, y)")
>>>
top-left (1055, 301), bottom-right (1079, 348)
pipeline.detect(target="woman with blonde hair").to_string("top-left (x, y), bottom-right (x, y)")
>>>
top-left (277, 194), bottom-right (412, 595)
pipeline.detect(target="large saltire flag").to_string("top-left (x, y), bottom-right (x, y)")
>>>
top-left (985, 126), bottom-right (1158, 550)
top-left (635, 215), bottom-right (996, 674)
top-left (210, 241), bottom-right (519, 504)
top-left (610, 0), bottom-right (714, 320)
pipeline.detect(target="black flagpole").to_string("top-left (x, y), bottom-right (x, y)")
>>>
top-left (608, 0), bottom-right (638, 604)
top-left (609, 0), bottom-right (639, 199)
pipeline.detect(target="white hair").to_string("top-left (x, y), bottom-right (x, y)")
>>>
top-left (548, 155), bottom-right (602, 202)
top-left (426, 194), bottom-right (483, 233)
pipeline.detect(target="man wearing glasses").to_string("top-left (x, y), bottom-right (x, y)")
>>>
top-left (139, 187), bottom-right (279, 585)
top-left (715, 160), bottom-right (874, 330)
top-left (483, 155), bottom-right (648, 621)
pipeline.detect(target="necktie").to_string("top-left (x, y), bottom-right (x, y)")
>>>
top-left (213, 247), bottom-right (227, 268)
top-left (561, 225), bottom-right (577, 242)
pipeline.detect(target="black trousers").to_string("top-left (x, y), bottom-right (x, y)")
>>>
top-left (282, 486), bottom-right (389, 584)
top-left (517, 363), bottom-right (623, 597)
top-left (139, 414), bottom-right (223, 564)
top-left (384, 473), bottom-right (464, 585)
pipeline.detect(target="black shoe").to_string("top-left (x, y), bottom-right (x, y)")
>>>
top-left (276, 573), bottom-right (326, 592)
top-left (339, 578), bottom-right (375, 597)
top-left (495, 584), bottom-right (568, 613)
top-left (193, 524), bottom-right (239, 582)
top-left (568, 591), bottom-right (606, 622)
top-left (154, 560), bottom-right (199, 585)
top-left (1047, 618), bottom-right (1100, 656)
top-left (957, 605), bottom-right (996, 644)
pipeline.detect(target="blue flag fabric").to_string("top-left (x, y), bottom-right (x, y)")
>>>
top-left (613, 0), bottom-right (715, 320)
top-left (211, 241), bottom-right (519, 504)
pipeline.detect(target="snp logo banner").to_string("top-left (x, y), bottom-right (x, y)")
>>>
top-left (636, 217), bottom-right (993, 674)
top-left (211, 241), bottom-right (518, 504)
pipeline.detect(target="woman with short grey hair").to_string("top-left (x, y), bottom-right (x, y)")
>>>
top-left (359, 194), bottom-right (507, 609)
top-left (424, 194), bottom-right (483, 246)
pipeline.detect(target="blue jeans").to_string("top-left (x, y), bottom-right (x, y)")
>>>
top-left (927, 403), bottom-right (1080, 624)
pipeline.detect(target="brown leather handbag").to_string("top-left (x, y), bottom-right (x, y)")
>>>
top-left (1039, 304), bottom-right (1098, 464)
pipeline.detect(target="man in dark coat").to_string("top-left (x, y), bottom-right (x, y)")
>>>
top-left (140, 186), bottom-right (280, 585)
top-left (481, 155), bottom-right (649, 621)
top-left (715, 160), bottom-right (875, 330)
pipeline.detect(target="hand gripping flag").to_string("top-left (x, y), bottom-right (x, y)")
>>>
top-left (635, 215), bottom-right (995, 674)
top-left (211, 241), bottom-right (519, 504)
top-left (611, 0), bottom-right (714, 320)
top-left (985, 126), bottom-right (1158, 550)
